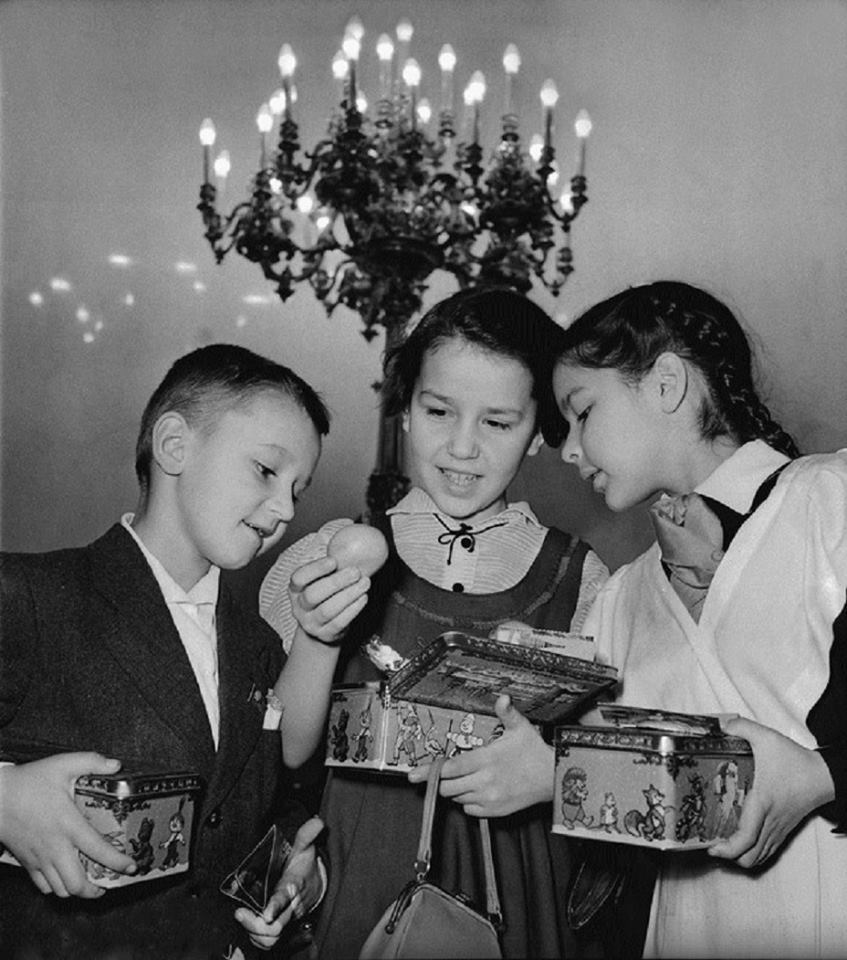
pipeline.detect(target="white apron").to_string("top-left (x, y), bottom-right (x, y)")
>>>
top-left (584, 451), bottom-right (847, 958)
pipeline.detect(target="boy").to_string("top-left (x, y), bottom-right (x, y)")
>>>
top-left (0, 344), bottom-right (354, 959)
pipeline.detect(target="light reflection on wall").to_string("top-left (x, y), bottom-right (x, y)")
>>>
top-left (28, 254), bottom-right (281, 348)
top-left (30, 253), bottom-right (284, 349)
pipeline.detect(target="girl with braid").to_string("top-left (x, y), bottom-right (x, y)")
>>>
top-left (543, 280), bottom-right (847, 957)
top-left (436, 280), bottom-right (846, 957)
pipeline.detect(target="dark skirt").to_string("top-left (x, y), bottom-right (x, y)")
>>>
top-left (315, 768), bottom-right (576, 959)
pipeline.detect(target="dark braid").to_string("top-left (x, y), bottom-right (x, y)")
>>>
top-left (558, 280), bottom-right (801, 458)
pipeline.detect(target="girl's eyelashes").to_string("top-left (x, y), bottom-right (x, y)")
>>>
top-left (424, 406), bottom-right (512, 431)
top-left (255, 461), bottom-right (277, 479)
top-left (576, 405), bottom-right (591, 423)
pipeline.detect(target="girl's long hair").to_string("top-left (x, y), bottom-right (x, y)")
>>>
top-left (557, 280), bottom-right (800, 457)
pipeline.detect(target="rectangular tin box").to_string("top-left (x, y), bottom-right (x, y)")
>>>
top-left (327, 631), bottom-right (618, 774)
top-left (0, 770), bottom-right (202, 887)
top-left (553, 707), bottom-right (754, 850)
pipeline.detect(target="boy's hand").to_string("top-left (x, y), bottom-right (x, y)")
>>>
top-left (0, 753), bottom-right (137, 898)
top-left (407, 695), bottom-right (555, 817)
top-left (708, 716), bottom-right (836, 869)
top-left (289, 555), bottom-right (371, 645)
top-left (235, 816), bottom-right (325, 951)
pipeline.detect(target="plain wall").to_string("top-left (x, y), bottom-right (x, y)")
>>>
top-left (2, 0), bottom-right (846, 601)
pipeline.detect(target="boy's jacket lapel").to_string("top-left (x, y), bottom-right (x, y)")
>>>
top-left (203, 584), bottom-right (267, 814)
top-left (88, 526), bottom-right (217, 773)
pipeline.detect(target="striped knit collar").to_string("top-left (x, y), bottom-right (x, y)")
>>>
top-left (386, 486), bottom-right (543, 531)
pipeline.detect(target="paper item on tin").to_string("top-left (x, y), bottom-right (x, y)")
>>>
top-left (491, 622), bottom-right (597, 661)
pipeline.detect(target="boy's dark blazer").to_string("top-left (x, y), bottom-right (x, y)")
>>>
top-left (0, 523), bottom-right (303, 959)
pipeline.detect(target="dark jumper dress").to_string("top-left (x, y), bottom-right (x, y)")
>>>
top-left (314, 525), bottom-right (591, 959)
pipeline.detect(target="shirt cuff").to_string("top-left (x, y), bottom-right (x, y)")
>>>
top-left (259, 519), bottom-right (352, 653)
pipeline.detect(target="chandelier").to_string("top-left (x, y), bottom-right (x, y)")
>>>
top-left (197, 17), bottom-right (592, 515)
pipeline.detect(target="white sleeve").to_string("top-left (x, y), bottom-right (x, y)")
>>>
top-left (570, 548), bottom-right (610, 634)
top-left (258, 518), bottom-right (353, 653)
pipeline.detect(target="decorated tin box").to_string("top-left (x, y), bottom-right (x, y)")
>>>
top-left (0, 770), bottom-right (202, 887)
top-left (553, 706), bottom-right (754, 850)
top-left (326, 631), bottom-right (619, 774)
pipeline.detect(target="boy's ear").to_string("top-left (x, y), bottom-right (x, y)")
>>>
top-left (526, 432), bottom-right (544, 457)
top-left (152, 412), bottom-right (190, 477)
top-left (653, 351), bottom-right (688, 414)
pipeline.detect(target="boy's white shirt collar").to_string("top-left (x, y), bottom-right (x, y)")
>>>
top-left (694, 439), bottom-right (790, 514)
top-left (120, 514), bottom-right (220, 606)
top-left (386, 486), bottom-right (543, 529)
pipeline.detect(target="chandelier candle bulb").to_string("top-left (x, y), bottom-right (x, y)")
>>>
top-left (269, 88), bottom-right (286, 117)
top-left (540, 79), bottom-right (558, 150)
top-left (277, 44), bottom-right (296, 120)
top-left (438, 44), bottom-right (456, 114)
top-left (346, 15), bottom-right (364, 42)
top-left (377, 33), bottom-right (394, 100)
top-left (213, 150), bottom-right (230, 202)
top-left (502, 43), bottom-right (520, 120)
top-left (395, 19), bottom-right (413, 73)
top-left (529, 133), bottom-right (544, 164)
top-left (467, 70), bottom-right (486, 144)
top-left (341, 33), bottom-right (360, 107)
top-left (574, 109), bottom-right (592, 178)
top-left (257, 103), bottom-right (273, 168)
top-left (332, 50), bottom-right (348, 102)
top-left (402, 58), bottom-right (421, 129)
top-left (199, 118), bottom-right (216, 184)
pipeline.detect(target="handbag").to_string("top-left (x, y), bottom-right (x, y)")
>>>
top-left (359, 758), bottom-right (503, 959)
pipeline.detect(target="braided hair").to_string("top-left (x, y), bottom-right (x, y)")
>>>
top-left (557, 280), bottom-right (800, 458)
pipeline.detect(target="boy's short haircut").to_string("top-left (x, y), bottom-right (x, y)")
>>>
top-left (135, 343), bottom-right (330, 492)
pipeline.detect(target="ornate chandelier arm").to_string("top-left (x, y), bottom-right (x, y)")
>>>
top-left (277, 136), bottom-right (337, 201)
top-left (197, 183), bottom-right (255, 263)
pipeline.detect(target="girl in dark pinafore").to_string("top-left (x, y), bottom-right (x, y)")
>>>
top-left (261, 287), bottom-right (609, 958)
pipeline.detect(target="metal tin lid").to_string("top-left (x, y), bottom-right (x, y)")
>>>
top-left (555, 724), bottom-right (752, 756)
top-left (385, 630), bottom-right (618, 722)
top-left (74, 771), bottom-right (202, 798)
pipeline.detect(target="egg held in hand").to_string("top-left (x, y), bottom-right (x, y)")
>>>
top-left (326, 524), bottom-right (389, 577)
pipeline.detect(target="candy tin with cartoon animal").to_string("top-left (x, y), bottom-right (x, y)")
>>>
top-left (326, 631), bottom-right (619, 774)
top-left (0, 771), bottom-right (202, 887)
top-left (326, 682), bottom-right (506, 773)
top-left (553, 706), bottom-right (754, 850)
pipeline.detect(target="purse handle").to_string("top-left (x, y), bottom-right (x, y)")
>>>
top-left (414, 758), bottom-right (503, 927)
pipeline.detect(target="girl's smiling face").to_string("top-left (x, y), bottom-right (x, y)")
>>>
top-left (553, 361), bottom-right (666, 512)
top-left (403, 338), bottom-right (542, 525)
